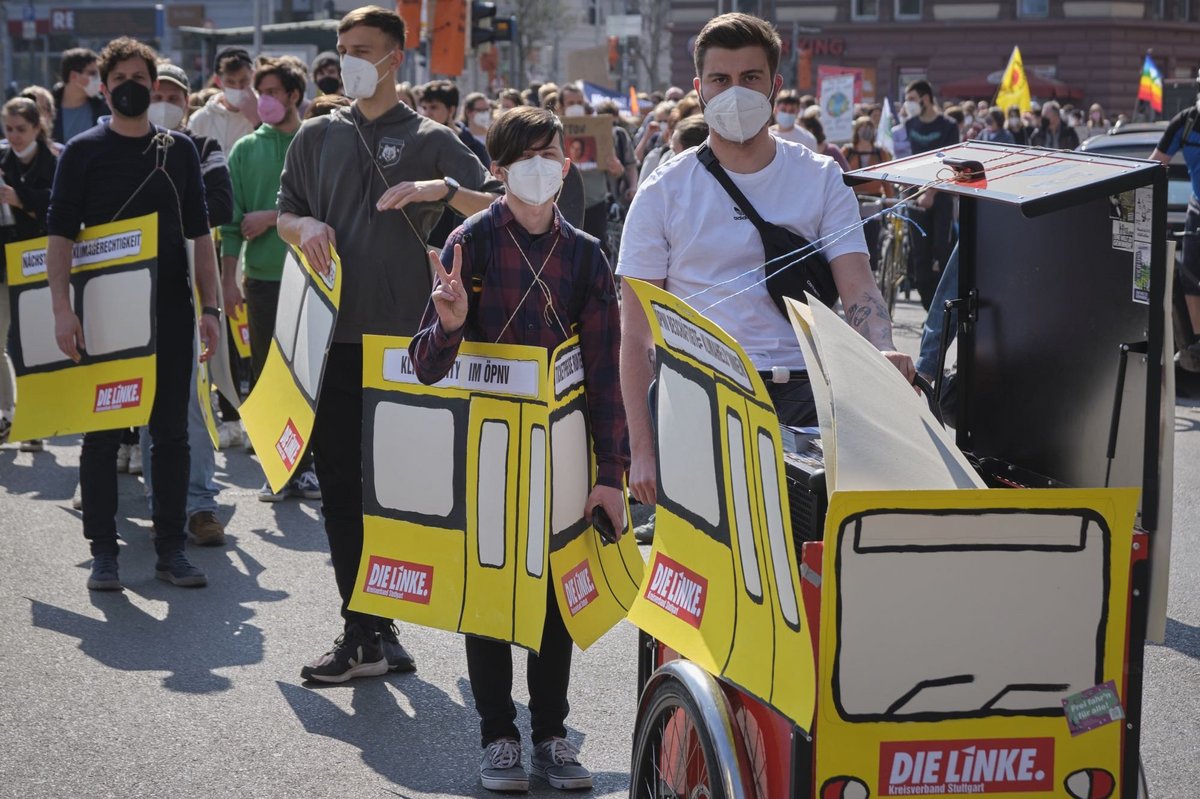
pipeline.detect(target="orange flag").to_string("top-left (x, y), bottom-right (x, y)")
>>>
top-left (430, 0), bottom-right (466, 76)
top-left (395, 0), bottom-right (420, 50)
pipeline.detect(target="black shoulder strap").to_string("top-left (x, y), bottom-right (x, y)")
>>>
top-left (1181, 108), bottom-right (1200, 149)
top-left (696, 143), bottom-right (773, 238)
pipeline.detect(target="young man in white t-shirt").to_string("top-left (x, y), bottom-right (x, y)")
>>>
top-left (616, 12), bottom-right (915, 506)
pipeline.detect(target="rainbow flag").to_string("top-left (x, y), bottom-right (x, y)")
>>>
top-left (1138, 54), bottom-right (1163, 113)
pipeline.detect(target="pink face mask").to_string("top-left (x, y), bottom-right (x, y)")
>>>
top-left (257, 93), bottom-right (286, 125)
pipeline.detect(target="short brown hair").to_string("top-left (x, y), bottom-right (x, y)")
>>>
top-left (775, 89), bottom-right (800, 108)
top-left (98, 37), bottom-right (158, 84)
top-left (693, 13), bottom-right (781, 79)
top-left (305, 93), bottom-right (352, 119)
top-left (59, 48), bottom-right (98, 84)
top-left (338, 5), bottom-right (406, 48)
top-left (254, 55), bottom-right (308, 99)
top-left (486, 106), bottom-right (563, 167)
top-left (3, 97), bottom-right (48, 144)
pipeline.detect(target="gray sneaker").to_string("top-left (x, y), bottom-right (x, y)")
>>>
top-left (531, 737), bottom-right (592, 790)
top-left (480, 738), bottom-right (528, 793)
top-left (87, 552), bottom-right (121, 591)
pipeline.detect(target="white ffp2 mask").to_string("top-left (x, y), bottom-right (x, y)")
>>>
top-left (505, 156), bottom-right (563, 206)
top-left (703, 86), bottom-right (772, 144)
top-left (341, 51), bottom-right (394, 99)
top-left (148, 101), bottom-right (185, 130)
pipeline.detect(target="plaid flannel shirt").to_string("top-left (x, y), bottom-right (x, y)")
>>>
top-left (408, 197), bottom-right (628, 488)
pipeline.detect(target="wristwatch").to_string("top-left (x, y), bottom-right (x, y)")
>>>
top-left (443, 176), bottom-right (460, 204)
top-left (201, 306), bottom-right (221, 319)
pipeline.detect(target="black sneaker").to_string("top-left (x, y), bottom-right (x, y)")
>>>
top-left (87, 552), bottom-right (121, 591)
top-left (379, 624), bottom-right (417, 672)
top-left (300, 627), bottom-right (388, 684)
top-left (155, 550), bottom-right (208, 587)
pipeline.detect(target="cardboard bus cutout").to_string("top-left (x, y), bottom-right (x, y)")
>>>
top-left (349, 334), bottom-right (643, 651)
top-left (623, 279), bottom-right (818, 730)
top-left (240, 247), bottom-right (341, 491)
top-left (187, 239), bottom-right (219, 449)
top-left (815, 487), bottom-right (1139, 799)
top-left (227, 302), bottom-right (252, 359)
top-left (4, 213), bottom-right (159, 441)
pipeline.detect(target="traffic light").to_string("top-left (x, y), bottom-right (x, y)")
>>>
top-left (492, 16), bottom-right (516, 42)
top-left (471, 1), bottom-right (496, 47)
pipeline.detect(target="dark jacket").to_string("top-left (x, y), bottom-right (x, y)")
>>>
top-left (181, 127), bottom-right (234, 228)
top-left (51, 84), bottom-right (108, 144)
top-left (0, 139), bottom-right (57, 282)
top-left (1030, 120), bottom-right (1080, 151)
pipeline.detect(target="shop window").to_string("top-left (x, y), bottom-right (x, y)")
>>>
top-left (852, 0), bottom-right (880, 19)
top-left (894, 0), bottom-right (921, 19)
top-left (1019, 0), bottom-right (1049, 15)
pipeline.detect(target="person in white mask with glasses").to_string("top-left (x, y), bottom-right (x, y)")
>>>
top-left (52, 48), bottom-right (108, 144)
top-left (408, 104), bottom-right (625, 795)
top-left (617, 12), bottom-right (914, 509)
top-left (277, 5), bottom-right (503, 686)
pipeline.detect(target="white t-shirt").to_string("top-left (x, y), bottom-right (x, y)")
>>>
top-left (617, 138), bottom-right (867, 371)
top-left (188, 97), bottom-right (256, 157)
top-left (770, 123), bottom-right (818, 151)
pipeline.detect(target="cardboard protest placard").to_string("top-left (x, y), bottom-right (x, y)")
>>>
top-left (350, 334), bottom-right (642, 652)
top-left (560, 115), bottom-right (614, 172)
top-left (227, 302), bottom-right (251, 359)
top-left (5, 213), bottom-right (159, 441)
top-left (239, 246), bottom-right (340, 491)
top-left (815, 487), bottom-right (1138, 799)
top-left (623, 279), bottom-right (818, 730)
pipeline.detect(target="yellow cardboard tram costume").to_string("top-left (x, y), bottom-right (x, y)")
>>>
top-left (349, 334), bottom-right (643, 651)
top-left (4, 213), bottom-right (159, 441)
top-left (625, 280), bottom-right (1143, 797)
top-left (240, 247), bottom-right (341, 491)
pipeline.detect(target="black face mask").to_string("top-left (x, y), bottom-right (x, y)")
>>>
top-left (110, 80), bottom-right (151, 118)
top-left (316, 76), bottom-right (341, 95)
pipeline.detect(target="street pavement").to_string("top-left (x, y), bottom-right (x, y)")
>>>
top-left (0, 297), bottom-right (1197, 798)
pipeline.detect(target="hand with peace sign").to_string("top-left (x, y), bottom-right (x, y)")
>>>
top-left (429, 243), bottom-right (468, 334)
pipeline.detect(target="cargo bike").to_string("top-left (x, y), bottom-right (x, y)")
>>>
top-left (624, 143), bottom-right (1174, 799)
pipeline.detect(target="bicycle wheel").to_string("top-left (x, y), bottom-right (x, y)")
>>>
top-left (630, 678), bottom-right (730, 799)
top-left (877, 232), bottom-right (903, 316)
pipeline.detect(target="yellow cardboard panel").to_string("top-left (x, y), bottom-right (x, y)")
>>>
top-left (623, 279), bottom-right (817, 729)
top-left (815, 487), bottom-right (1138, 799)
top-left (5, 214), bottom-right (160, 441)
top-left (240, 247), bottom-right (341, 491)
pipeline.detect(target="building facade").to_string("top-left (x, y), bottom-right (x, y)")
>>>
top-left (667, 0), bottom-right (1200, 115)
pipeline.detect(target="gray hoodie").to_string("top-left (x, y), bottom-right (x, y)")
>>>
top-left (278, 102), bottom-right (502, 343)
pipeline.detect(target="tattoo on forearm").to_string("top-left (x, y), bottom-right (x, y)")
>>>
top-left (846, 293), bottom-right (896, 349)
top-left (845, 303), bottom-right (870, 328)
top-left (645, 346), bottom-right (655, 368)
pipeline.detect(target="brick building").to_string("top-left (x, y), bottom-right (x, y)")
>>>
top-left (667, 0), bottom-right (1200, 116)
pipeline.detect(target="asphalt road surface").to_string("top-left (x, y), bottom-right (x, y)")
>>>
top-left (0, 298), bottom-right (1196, 798)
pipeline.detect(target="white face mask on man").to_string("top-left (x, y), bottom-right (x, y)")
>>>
top-left (903, 99), bottom-right (922, 118)
top-left (148, 101), bottom-right (185, 130)
top-left (504, 156), bottom-right (564, 206)
top-left (341, 51), bottom-right (395, 99)
top-left (84, 74), bottom-right (102, 98)
top-left (703, 85), bottom-right (773, 144)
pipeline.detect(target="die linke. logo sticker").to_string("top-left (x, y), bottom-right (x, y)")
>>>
top-left (879, 738), bottom-right (1055, 796)
top-left (94, 378), bottom-right (144, 412)
top-left (644, 553), bottom-right (708, 628)
top-left (562, 560), bottom-right (599, 616)
top-left (362, 556), bottom-right (433, 604)
top-left (275, 419), bottom-right (303, 470)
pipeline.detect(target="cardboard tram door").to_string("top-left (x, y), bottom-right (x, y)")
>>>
top-left (624, 280), bottom-right (818, 730)
top-left (349, 334), bottom-right (642, 651)
top-left (239, 247), bottom-right (341, 491)
top-left (4, 213), bottom-right (159, 441)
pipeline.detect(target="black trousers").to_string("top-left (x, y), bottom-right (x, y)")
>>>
top-left (310, 342), bottom-right (383, 631)
top-left (81, 307), bottom-right (192, 557)
top-left (764, 374), bottom-right (819, 427)
top-left (465, 580), bottom-right (573, 747)
top-left (910, 194), bottom-right (956, 310)
top-left (245, 277), bottom-right (312, 472)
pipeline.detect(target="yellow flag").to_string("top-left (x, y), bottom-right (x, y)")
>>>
top-left (994, 45), bottom-right (1031, 115)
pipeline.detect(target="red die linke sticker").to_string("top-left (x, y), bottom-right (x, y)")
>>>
top-left (562, 560), bottom-right (599, 616)
top-left (879, 738), bottom-right (1054, 796)
top-left (363, 556), bottom-right (433, 604)
top-left (275, 419), bottom-right (304, 470)
top-left (644, 553), bottom-right (708, 628)
top-left (94, 378), bottom-right (144, 412)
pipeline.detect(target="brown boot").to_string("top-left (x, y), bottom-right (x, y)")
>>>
top-left (188, 511), bottom-right (226, 547)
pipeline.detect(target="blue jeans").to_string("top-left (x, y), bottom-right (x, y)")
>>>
top-left (141, 356), bottom-right (218, 519)
top-left (916, 244), bottom-right (960, 380)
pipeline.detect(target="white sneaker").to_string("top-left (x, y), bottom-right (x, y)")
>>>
top-left (128, 444), bottom-right (143, 475)
top-left (116, 443), bottom-right (132, 472)
top-left (217, 421), bottom-right (243, 450)
top-left (19, 439), bottom-right (44, 452)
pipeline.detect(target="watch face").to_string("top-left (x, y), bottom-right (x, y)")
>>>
top-left (445, 177), bottom-right (461, 189)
